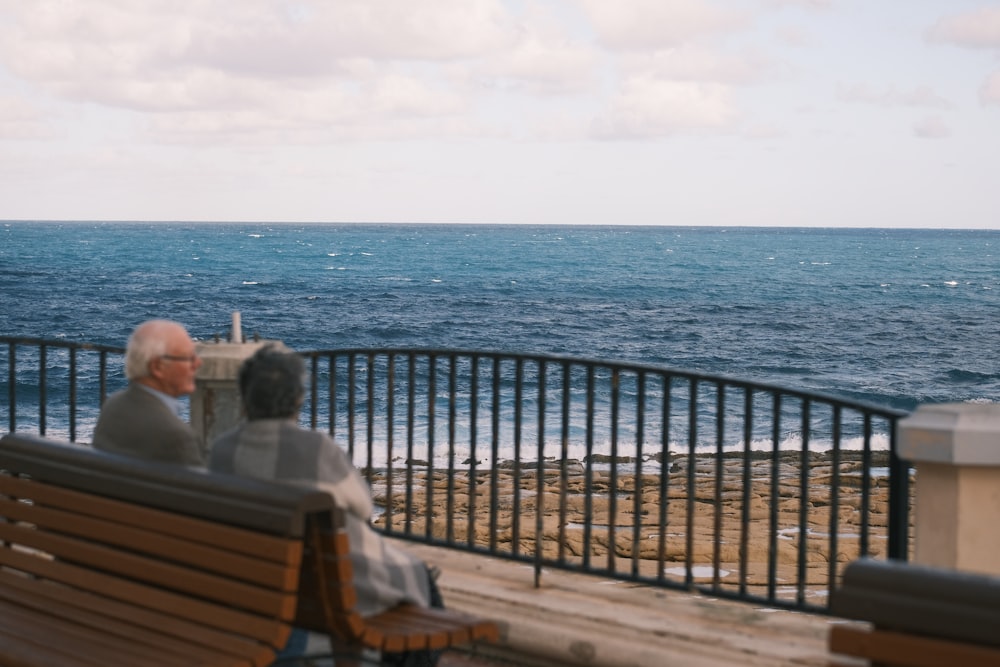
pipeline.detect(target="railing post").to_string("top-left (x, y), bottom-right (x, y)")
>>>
top-left (899, 403), bottom-right (1000, 575)
top-left (191, 313), bottom-right (276, 447)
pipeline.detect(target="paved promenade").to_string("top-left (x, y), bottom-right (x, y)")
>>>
top-left (399, 540), bottom-right (859, 667)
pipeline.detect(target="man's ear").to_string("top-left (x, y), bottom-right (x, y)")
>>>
top-left (147, 358), bottom-right (166, 379)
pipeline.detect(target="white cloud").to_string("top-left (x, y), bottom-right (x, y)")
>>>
top-left (926, 7), bottom-right (1000, 49)
top-left (837, 83), bottom-right (951, 109)
top-left (574, 0), bottom-right (748, 52)
top-left (618, 45), bottom-right (775, 84)
top-left (0, 0), bottom-right (518, 143)
top-left (0, 1), bottom-right (517, 96)
top-left (591, 76), bottom-right (737, 139)
top-left (765, 0), bottom-right (832, 9)
top-left (478, 32), bottom-right (598, 96)
top-left (181, 0), bottom-right (518, 71)
top-left (913, 115), bottom-right (950, 139)
top-left (981, 70), bottom-right (1000, 106)
top-left (0, 95), bottom-right (53, 139)
top-left (468, 3), bottom-right (599, 96)
top-left (773, 25), bottom-right (813, 48)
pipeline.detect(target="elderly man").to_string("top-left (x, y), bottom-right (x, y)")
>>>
top-left (93, 319), bottom-right (205, 466)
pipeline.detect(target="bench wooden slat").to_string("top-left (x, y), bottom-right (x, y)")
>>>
top-left (0, 622), bottom-right (110, 667)
top-left (0, 490), bottom-right (301, 588)
top-left (0, 474), bottom-right (303, 564)
top-left (0, 507), bottom-right (300, 619)
top-left (830, 624), bottom-right (1000, 667)
top-left (0, 571), bottom-right (276, 663)
top-left (0, 596), bottom-right (236, 667)
top-left (0, 523), bottom-right (297, 641)
top-left (0, 434), bottom-right (334, 536)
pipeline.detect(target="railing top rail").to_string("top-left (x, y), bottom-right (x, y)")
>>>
top-left (0, 336), bottom-right (125, 354)
top-left (302, 346), bottom-right (910, 420)
top-left (2, 337), bottom-right (908, 420)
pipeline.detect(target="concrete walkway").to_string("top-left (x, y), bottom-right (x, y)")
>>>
top-left (399, 540), bottom-right (858, 667)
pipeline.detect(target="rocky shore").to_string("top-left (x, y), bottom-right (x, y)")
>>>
top-left (371, 450), bottom-right (903, 601)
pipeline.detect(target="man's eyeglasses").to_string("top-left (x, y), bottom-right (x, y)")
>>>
top-left (160, 354), bottom-right (200, 364)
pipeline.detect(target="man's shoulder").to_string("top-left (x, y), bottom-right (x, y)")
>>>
top-left (103, 384), bottom-right (159, 408)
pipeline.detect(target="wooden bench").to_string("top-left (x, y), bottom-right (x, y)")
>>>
top-left (0, 433), bottom-right (500, 666)
top-left (828, 557), bottom-right (1000, 667)
top-left (0, 432), bottom-right (333, 667)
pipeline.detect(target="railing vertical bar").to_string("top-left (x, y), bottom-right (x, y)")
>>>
top-left (512, 357), bottom-right (523, 558)
top-left (712, 382), bottom-right (725, 591)
top-left (860, 414), bottom-right (873, 556)
top-left (656, 373), bottom-right (672, 584)
top-left (425, 354), bottom-right (437, 541)
top-left (632, 371), bottom-right (645, 578)
top-left (767, 393), bottom-right (782, 603)
top-left (365, 352), bottom-right (376, 487)
top-left (888, 418), bottom-right (910, 560)
top-left (739, 388), bottom-right (753, 597)
top-left (489, 356), bottom-right (501, 554)
top-left (583, 365), bottom-right (595, 570)
top-left (385, 354), bottom-right (396, 533)
top-left (467, 355), bottom-right (479, 547)
top-left (308, 354), bottom-right (319, 430)
top-left (608, 367), bottom-right (620, 574)
top-left (39, 344), bottom-right (47, 436)
top-left (347, 353), bottom-right (357, 459)
top-left (446, 354), bottom-right (457, 544)
top-left (828, 405), bottom-right (842, 597)
top-left (558, 361), bottom-right (571, 565)
top-left (797, 399), bottom-right (812, 607)
top-left (534, 361), bottom-right (546, 588)
top-left (7, 342), bottom-right (15, 432)
top-left (99, 350), bottom-right (109, 407)
top-left (685, 377), bottom-right (698, 588)
top-left (405, 352), bottom-right (417, 536)
top-left (69, 347), bottom-right (78, 442)
top-left (328, 353), bottom-right (337, 439)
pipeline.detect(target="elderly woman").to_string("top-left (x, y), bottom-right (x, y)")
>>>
top-left (210, 345), bottom-right (441, 666)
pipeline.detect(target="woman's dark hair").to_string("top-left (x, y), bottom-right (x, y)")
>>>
top-left (238, 345), bottom-right (306, 420)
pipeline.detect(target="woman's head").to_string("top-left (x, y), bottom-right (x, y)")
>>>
top-left (238, 344), bottom-right (306, 420)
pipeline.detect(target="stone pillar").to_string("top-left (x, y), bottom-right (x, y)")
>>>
top-left (898, 403), bottom-right (1000, 576)
top-left (190, 313), bottom-right (280, 447)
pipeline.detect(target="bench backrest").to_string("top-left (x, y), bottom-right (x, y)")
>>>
top-left (0, 433), bottom-right (335, 667)
top-left (830, 557), bottom-right (1000, 648)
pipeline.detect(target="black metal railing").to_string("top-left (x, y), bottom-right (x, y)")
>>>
top-left (1, 337), bottom-right (911, 613)
top-left (2, 337), bottom-right (124, 441)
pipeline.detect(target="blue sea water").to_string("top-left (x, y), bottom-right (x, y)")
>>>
top-left (2, 221), bottom-right (999, 421)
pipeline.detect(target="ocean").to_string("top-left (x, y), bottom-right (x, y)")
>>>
top-left (2, 221), bottom-right (999, 424)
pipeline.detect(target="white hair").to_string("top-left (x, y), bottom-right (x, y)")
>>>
top-left (124, 320), bottom-right (183, 380)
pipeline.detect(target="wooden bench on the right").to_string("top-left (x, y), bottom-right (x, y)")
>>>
top-left (828, 558), bottom-right (1000, 667)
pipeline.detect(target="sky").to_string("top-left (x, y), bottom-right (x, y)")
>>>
top-left (0, 1), bottom-right (998, 228)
